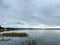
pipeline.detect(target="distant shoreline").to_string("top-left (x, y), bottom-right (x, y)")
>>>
top-left (4, 28), bottom-right (60, 30)
top-left (1, 26), bottom-right (60, 31)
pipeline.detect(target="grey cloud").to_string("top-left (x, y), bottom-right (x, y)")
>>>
top-left (0, 0), bottom-right (60, 27)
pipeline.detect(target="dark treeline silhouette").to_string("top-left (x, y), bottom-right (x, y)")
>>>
top-left (0, 25), bottom-right (60, 31)
top-left (5, 28), bottom-right (60, 31)
top-left (0, 26), bottom-right (4, 29)
top-left (0, 26), bottom-right (5, 32)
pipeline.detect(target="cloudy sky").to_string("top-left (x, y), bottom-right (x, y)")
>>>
top-left (0, 0), bottom-right (60, 28)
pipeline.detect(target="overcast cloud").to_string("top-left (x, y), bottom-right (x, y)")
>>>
top-left (0, 0), bottom-right (60, 27)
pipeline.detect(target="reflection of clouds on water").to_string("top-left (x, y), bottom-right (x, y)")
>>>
top-left (0, 30), bottom-right (60, 45)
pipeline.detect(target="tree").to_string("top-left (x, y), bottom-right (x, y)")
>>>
top-left (0, 25), bottom-right (4, 32)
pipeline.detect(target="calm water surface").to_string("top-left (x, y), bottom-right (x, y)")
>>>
top-left (0, 30), bottom-right (60, 45)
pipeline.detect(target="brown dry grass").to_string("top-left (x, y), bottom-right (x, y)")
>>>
top-left (1, 32), bottom-right (28, 37)
top-left (0, 29), bottom-right (4, 32)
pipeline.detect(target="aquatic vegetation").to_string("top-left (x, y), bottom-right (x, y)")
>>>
top-left (20, 38), bottom-right (37, 45)
top-left (0, 39), bottom-right (11, 41)
top-left (0, 29), bottom-right (4, 32)
top-left (1, 32), bottom-right (28, 37)
top-left (28, 39), bottom-right (37, 45)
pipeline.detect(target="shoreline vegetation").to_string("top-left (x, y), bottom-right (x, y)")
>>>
top-left (0, 32), bottom-right (28, 37)
top-left (0, 25), bottom-right (60, 32)
top-left (0, 26), bottom-right (28, 37)
top-left (0, 26), bottom-right (5, 32)
top-left (5, 27), bottom-right (60, 30)
top-left (0, 25), bottom-right (60, 37)
top-left (0, 26), bottom-right (60, 45)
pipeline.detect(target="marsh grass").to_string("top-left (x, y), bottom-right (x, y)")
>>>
top-left (0, 39), bottom-right (11, 41)
top-left (0, 29), bottom-right (4, 32)
top-left (20, 38), bottom-right (37, 45)
top-left (0, 32), bottom-right (28, 37)
top-left (28, 39), bottom-right (37, 45)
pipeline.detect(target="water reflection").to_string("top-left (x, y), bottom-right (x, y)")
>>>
top-left (0, 30), bottom-right (60, 45)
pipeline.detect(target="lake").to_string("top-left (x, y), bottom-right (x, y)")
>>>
top-left (0, 30), bottom-right (60, 45)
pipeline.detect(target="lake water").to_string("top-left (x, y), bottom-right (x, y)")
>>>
top-left (0, 30), bottom-right (60, 45)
